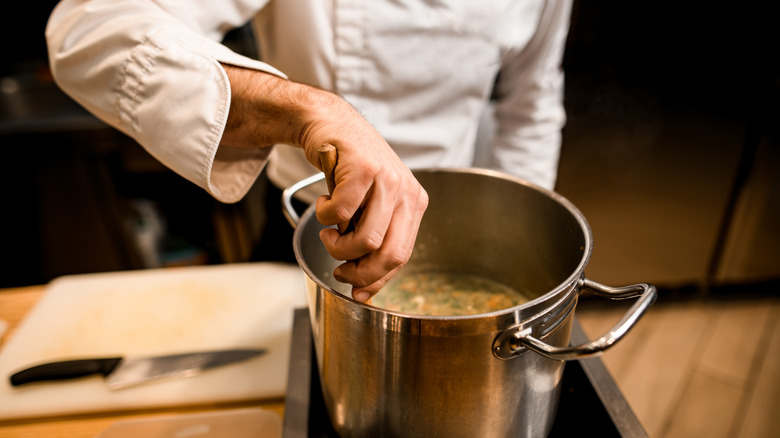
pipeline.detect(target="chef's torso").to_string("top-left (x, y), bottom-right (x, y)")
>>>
top-left (252, 0), bottom-right (545, 198)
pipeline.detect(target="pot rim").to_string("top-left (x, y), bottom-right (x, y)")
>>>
top-left (293, 167), bottom-right (594, 321)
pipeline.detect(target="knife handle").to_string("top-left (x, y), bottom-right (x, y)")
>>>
top-left (10, 357), bottom-right (122, 387)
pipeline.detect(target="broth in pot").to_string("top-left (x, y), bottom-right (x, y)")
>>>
top-left (372, 270), bottom-right (531, 316)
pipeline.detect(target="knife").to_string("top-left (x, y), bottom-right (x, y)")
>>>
top-left (9, 348), bottom-right (266, 390)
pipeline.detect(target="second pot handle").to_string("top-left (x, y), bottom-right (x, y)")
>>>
top-left (282, 172), bottom-right (325, 229)
top-left (495, 279), bottom-right (657, 361)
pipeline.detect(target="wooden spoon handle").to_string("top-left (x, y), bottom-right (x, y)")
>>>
top-left (318, 144), bottom-right (372, 304)
top-left (318, 144), bottom-right (354, 235)
top-left (319, 143), bottom-right (338, 194)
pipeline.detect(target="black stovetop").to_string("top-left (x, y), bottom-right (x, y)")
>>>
top-left (283, 309), bottom-right (648, 437)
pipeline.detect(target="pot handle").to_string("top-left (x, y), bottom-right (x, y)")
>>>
top-left (282, 172), bottom-right (325, 229)
top-left (495, 279), bottom-right (657, 361)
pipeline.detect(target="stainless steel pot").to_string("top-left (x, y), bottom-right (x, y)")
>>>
top-left (283, 168), bottom-right (656, 438)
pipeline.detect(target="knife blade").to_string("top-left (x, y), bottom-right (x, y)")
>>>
top-left (9, 348), bottom-right (266, 390)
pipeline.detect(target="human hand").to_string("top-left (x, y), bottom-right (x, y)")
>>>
top-left (220, 66), bottom-right (428, 302)
top-left (303, 105), bottom-right (428, 302)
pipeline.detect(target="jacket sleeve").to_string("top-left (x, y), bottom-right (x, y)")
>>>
top-left (490, 0), bottom-right (573, 191)
top-left (45, 0), bottom-right (284, 203)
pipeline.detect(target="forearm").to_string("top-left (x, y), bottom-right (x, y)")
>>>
top-left (220, 64), bottom-right (310, 149)
top-left (219, 64), bottom-right (373, 168)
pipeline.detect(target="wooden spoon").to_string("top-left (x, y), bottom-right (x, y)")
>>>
top-left (318, 143), bottom-right (372, 304)
top-left (318, 143), bottom-right (355, 235)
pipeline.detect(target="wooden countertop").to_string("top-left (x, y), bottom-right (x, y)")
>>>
top-left (0, 285), bottom-right (286, 438)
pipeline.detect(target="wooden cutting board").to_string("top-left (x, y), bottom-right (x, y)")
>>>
top-left (0, 263), bottom-right (308, 420)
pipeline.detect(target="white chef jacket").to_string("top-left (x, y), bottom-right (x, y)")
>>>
top-left (46, 0), bottom-right (572, 204)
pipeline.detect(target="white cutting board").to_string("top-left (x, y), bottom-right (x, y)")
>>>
top-left (0, 262), bottom-right (308, 420)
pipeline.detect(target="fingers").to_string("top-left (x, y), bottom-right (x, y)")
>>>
top-left (348, 263), bottom-right (405, 302)
top-left (317, 173), bottom-right (395, 261)
top-left (315, 164), bottom-right (372, 227)
top-left (319, 178), bottom-right (428, 301)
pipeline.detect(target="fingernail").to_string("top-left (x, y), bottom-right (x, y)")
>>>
top-left (355, 291), bottom-right (371, 302)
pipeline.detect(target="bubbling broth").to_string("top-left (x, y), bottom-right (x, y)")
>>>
top-left (373, 270), bottom-right (530, 316)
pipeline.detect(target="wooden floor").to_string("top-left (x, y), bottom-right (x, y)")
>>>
top-left (576, 294), bottom-right (780, 438)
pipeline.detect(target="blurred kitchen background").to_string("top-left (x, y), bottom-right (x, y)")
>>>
top-left (0, 2), bottom-right (778, 436)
